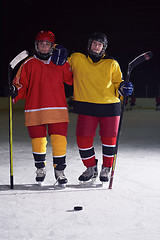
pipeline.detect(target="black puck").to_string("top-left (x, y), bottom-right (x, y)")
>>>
top-left (74, 206), bottom-right (83, 211)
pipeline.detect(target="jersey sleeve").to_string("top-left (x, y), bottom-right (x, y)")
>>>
top-left (62, 61), bottom-right (73, 85)
top-left (111, 60), bottom-right (123, 97)
top-left (12, 60), bottom-right (30, 103)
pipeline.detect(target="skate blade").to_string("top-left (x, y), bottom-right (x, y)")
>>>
top-left (53, 179), bottom-right (67, 188)
top-left (101, 182), bottom-right (108, 188)
top-left (37, 181), bottom-right (44, 186)
top-left (58, 183), bottom-right (66, 188)
top-left (79, 178), bottom-right (97, 187)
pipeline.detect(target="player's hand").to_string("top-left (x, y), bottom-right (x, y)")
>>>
top-left (5, 85), bottom-right (18, 98)
top-left (119, 81), bottom-right (133, 96)
top-left (51, 44), bottom-right (68, 66)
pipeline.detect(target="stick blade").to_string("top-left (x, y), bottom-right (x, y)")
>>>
top-left (126, 51), bottom-right (153, 81)
top-left (10, 50), bottom-right (29, 69)
top-left (144, 51), bottom-right (153, 60)
top-left (129, 51), bottom-right (153, 69)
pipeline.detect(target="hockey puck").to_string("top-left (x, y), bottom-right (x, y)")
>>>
top-left (74, 206), bottom-right (83, 211)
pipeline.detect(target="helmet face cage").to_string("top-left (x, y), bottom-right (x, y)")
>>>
top-left (35, 31), bottom-right (55, 60)
top-left (88, 32), bottom-right (108, 58)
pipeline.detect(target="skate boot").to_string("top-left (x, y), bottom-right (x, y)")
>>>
top-left (78, 164), bottom-right (98, 182)
top-left (54, 169), bottom-right (68, 186)
top-left (35, 167), bottom-right (46, 185)
top-left (99, 166), bottom-right (110, 182)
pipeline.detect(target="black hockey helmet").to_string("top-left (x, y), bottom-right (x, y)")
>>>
top-left (87, 32), bottom-right (108, 58)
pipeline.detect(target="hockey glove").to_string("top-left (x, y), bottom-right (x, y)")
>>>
top-left (5, 85), bottom-right (18, 99)
top-left (119, 81), bottom-right (133, 96)
top-left (51, 44), bottom-right (68, 65)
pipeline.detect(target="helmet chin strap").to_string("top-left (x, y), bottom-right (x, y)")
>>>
top-left (87, 32), bottom-right (108, 62)
top-left (88, 50), bottom-right (103, 63)
top-left (35, 51), bottom-right (51, 61)
top-left (35, 41), bottom-right (53, 60)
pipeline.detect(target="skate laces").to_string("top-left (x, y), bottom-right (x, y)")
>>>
top-left (53, 169), bottom-right (67, 186)
top-left (36, 168), bottom-right (46, 177)
top-left (100, 167), bottom-right (110, 177)
top-left (55, 170), bottom-right (66, 180)
top-left (82, 166), bottom-right (96, 177)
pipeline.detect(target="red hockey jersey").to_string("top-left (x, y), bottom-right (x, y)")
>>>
top-left (13, 56), bottom-right (73, 126)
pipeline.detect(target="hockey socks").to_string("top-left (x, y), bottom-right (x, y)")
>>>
top-left (31, 137), bottom-right (47, 169)
top-left (77, 136), bottom-right (96, 167)
top-left (101, 136), bottom-right (117, 168)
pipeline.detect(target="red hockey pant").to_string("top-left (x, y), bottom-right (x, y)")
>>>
top-left (76, 115), bottom-right (120, 168)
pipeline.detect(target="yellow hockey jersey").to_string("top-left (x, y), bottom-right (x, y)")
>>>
top-left (68, 53), bottom-right (123, 117)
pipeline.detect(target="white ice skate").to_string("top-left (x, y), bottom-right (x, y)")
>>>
top-left (35, 167), bottom-right (46, 186)
top-left (54, 169), bottom-right (68, 188)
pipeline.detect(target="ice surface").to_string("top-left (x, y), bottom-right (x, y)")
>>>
top-left (0, 109), bottom-right (160, 240)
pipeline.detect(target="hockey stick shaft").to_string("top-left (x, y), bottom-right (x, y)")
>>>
top-left (8, 65), bottom-right (14, 189)
top-left (9, 96), bottom-right (14, 189)
top-left (8, 50), bottom-right (29, 189)
top-left (108, 98), bottom-right (126, 189)
top-left (108, 51), bottom-right (153, 189)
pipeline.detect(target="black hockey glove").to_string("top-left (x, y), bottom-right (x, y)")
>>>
top-left (119, 81), bottom-right (133, 96)
top-left (51, 44), bottom-right (68, 66)
top-left (5, 85), bottom-right (18, 99)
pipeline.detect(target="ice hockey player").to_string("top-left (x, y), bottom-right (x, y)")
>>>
top-left (68, 32), bottom-right (133, 183)
top-left (129, 94), bottom-right (136, 111)
top-left (155, 95), bottom-right (160, 111)
top-left (7, 30), bottom-right (73, 186)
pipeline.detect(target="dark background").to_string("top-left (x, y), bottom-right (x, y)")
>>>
top-left (1, 0), bottom-right (160, 97)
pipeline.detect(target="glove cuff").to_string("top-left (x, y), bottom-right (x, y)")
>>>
top-left (118, 82), bottom-right (125, 96)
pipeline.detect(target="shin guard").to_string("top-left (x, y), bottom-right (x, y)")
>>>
top-left (50, 134), bottom-right (67, 170)
top-left (77, 136), bottom-right (96, 168)
top-left (101, 136), bottom-right (117, 168)
top-left (31, 137), bottom-right (47, 169)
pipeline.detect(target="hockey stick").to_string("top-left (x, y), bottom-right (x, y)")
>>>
top-left (108, 51), bottom-right (153, 189)
top-left (8, 50), bottom-right (29, 189)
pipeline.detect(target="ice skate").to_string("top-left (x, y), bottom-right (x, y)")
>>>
top-left (35, 167), bottom-right (46, 185)
top-left (54, 169), bottom-right (68, 187)
top-left (99, 166), bottom-right (110, 182)
top-left (78, 165), bottom-right (98, 185)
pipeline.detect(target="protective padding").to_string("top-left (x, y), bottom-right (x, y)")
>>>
top-left (101, 136), bottom-right (117, 146)
top-left (77, 136), bottom-right (93, 148)
top-left (77, 136), bottom-right (95, 168)
top-left (31, 137), bottom-right (47, 154)
top-left (50, 134), bottom-right (67, 157)
top-left (101, 136), bottom-right (117, 168)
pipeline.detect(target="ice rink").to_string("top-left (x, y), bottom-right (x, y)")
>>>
top-left (0, 108), bottom-right (160, 240)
